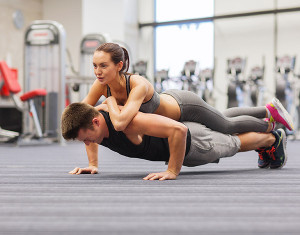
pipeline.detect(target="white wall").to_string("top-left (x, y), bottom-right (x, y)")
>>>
top-left (43, 0), bottom-right (82, 74)
top-left (137, 0), bottom-right (154, 79)
top-left (82, 0), bottom-right (139, 70)
top-left (123, 0), bottom-right (139, 65)
top-left (82, 0), bottom-right (124, 40)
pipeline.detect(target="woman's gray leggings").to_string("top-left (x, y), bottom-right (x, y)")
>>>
top-left (163, 89), bottom-right (268, 134)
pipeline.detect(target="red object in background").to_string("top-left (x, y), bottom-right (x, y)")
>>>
top-left (0, 66), bottom-right (19, 96)
top-left (0, 61), bottom-right (47, 100)
top-left (1, 61), bottom-right (69, 106)
top-left (65, 85), bottom-right (70, 106)
top-left (20, 89), bottom-right (47, 101)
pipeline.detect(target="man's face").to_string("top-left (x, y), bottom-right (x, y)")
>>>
top-left (77, 119), bottom-right (105, 145)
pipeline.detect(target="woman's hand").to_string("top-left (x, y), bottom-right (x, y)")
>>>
top-left (69, 166), bottom-right (98, 175)
top-left (143, 170), bottom-right (177, 181)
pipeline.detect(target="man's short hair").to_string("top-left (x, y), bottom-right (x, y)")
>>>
top-left (61, 103), bottom-right (100, 140)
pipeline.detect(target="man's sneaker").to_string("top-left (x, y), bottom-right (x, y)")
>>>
top-left (266, 128), bottom-right (287, 169)
top-left (256, 148), bottom-right (271, 168)
top-left (266, 98), bottom-right (294, 131)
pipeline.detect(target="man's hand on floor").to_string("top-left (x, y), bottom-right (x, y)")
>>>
top-left (143, 170), bottom-right (177, 181)
top-left (69, 166), bottom-right (98, 175)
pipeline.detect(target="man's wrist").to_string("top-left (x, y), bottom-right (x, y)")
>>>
top-left (167, 169), bottom-right (179, 176)
top-left (89, 164), bottom-right (98, 168)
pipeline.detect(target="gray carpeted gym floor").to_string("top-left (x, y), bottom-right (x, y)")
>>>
top-left (0, 139), bottom-right (300, 235)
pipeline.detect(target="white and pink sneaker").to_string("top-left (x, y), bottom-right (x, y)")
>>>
top-left (266, 98), bottom-right (294, 131)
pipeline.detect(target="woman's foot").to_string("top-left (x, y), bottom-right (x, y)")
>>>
top-left (266, 98), bottom-right (294, 131)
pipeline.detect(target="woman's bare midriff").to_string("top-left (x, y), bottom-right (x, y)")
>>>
top-left (155, 94), bottom-right (181, 121)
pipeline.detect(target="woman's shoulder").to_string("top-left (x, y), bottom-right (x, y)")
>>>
top-left (128, 74), bottom-right (152, 88)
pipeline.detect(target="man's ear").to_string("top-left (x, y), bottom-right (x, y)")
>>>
top-left (92, 117), bottom-right (100, 127)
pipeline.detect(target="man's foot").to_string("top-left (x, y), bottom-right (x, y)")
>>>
top-left (256, 148), bottom-right (271, 168)
top-left (266, 98), bottom-right (294, 131)
top-left (266, 128), bottom-right (287, 169)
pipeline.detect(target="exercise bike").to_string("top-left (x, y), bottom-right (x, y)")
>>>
top-left (227, 57), bottom-right (248, 108)
top-left (248, 63), bottom-right (265, 107)
top-left (181, 60), bottom-right (199, 93)
top-left (198, 68), bottom-right (215, 106)
top-left (275, 55), bottom-right (300, 138)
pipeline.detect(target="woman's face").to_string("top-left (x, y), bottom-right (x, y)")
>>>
top-left (93, 51), bottom-right (123, 84)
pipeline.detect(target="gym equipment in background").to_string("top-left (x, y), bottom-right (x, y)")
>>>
top-left (181, 60), bottom-right (199, 93)
top-left (24, 20), bottom-right (66, 145)
top-left (133, 60), bottom-right (148, 78)
top-left (247, 59), bottom-right (265, 107)
top-left (226, 57), bottom-right (248, 108)
top-left (154, 69), bottom-right (169, 93)
top-left (0, 66), bottom-right (19, 142)
top-left (0, 61), bottom-right (48, 144)
top-left (275, 55), bottom-right (300, 138)
top-left (198, 68), bottom-right (215, 106)
top-left (155, 69), bottom-right (183, 92)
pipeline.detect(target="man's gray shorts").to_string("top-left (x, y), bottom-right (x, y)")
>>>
top-left (182, 122), bottom-right (241, 167)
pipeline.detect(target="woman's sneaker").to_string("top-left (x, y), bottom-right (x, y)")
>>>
top-left (266, 98), bottom-right (294, 131)
top-left (266, 128), bottom-right (287, 169)
top-left (256, 148), bottom-right (271, 168)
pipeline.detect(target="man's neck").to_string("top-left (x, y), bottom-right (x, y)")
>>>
top-left (98, 113), bottom-right (109, 138)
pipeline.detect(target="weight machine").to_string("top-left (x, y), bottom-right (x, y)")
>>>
top-left (133, 60), bottom-right (148, 78)
top-left (181, 60), bottom-right (199, 93)
top-left (0, 61), bottom-right (47, 144)
top-left (24, 20), bottom-right (66, 145)
top-left (275, 55), bottom-right (300, 137)
top-left (248, 61), bottom-right (265, 107)
top-left (226, 57), bottom-right (248, 108)
top-left (198, 68), bottom-right (215, 106)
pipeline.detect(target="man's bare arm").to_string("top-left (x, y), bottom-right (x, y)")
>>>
top-left (68, 137), bottom-right (99, 175)
top-left (124, 112), bottom-right (188, 180)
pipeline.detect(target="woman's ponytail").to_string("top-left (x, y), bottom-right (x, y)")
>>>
top-left (121, 47), bottom-right (130, 74)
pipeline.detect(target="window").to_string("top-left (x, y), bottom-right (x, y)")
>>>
top-left (155, 0), bottom-right (214, 77)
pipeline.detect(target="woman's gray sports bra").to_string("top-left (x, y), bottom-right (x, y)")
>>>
top-left (106, 74), bottom-right (160, 113)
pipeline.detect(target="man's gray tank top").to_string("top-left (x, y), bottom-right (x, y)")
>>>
top-left (106, 74), bottom-right (160, 113)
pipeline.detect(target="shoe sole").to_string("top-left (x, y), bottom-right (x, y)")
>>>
top-left (272, 98), bottom-right (294, 131)
top-left (258, 164), bottom-right (270, 169)
top-left (271, 128), bottom-right (288, 169)
top-left (281, 129), bottom-right (288, 168)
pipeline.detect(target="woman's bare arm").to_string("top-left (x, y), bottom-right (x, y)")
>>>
top-left (81, 79), bottom-right (105, 105)
top-left (105, 75), bottom-right (150, 131)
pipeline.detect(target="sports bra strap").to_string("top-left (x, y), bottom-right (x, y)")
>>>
top-left (125, 75), bottom-right (131, 97)
top-left (106, 85), bottom-right (111, 97)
